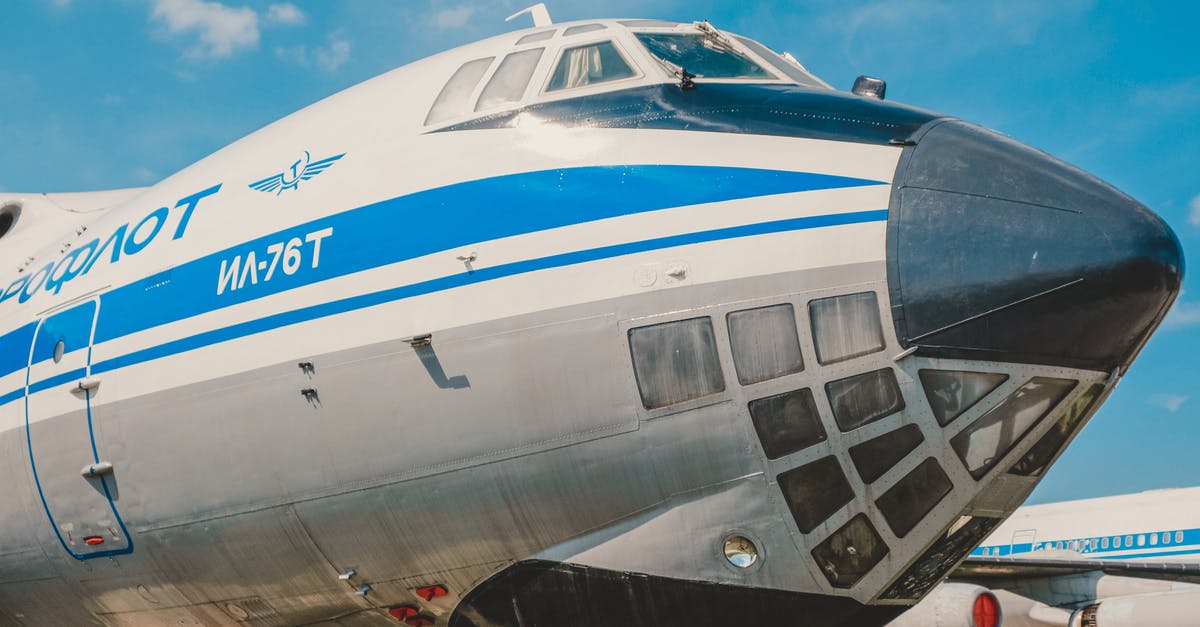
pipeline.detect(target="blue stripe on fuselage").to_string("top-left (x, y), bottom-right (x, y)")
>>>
top-left (94, 165), bottom-right (882, 345)
top-left (88, 210), bottom-right (887, 377)
top-left (0, 164), bottom-right (886, 401)
top-left (973, 527), bottom-right (1200, 559)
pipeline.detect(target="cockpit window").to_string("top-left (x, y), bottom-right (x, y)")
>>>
top-left (618, 19), bottom-right (680, 28)
top-left (733, 36), bottom-right (824, 87)
top-left (516, 30), bottom-right (555, 45)
top-left (546, 41), bottom-right (635, 92)
top-left (476, 48), bottom-right (544, 112)
top-left (563, 23), bottom-right (606, 36)
top-left (425, 57), bottom-right (494, 125)
top-left (634, 32), bottom-right (771, 79)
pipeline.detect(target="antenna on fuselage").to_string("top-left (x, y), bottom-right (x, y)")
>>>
top-left (505, 3), bottom-right (552, 27)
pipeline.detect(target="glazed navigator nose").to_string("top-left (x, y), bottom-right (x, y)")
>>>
top-left (886, 119), bottom-right (1184, 372)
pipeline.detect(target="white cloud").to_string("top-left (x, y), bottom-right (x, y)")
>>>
top-left (1189, 194), bottom-right (1200, 227)
top-left (1164, 299), bottom-right (1200, 330)
top-left (151, 0), bottom-right (260, 60)
top-left (275, 33), bottom-right (352, 73)
top-left (265, 3), bottom-right (306, 26)
top-left (1149, 393), bottom-right (1189, 413)
top-left (431, 6), bottom-right (475, 30)
top-left (826, 0), bottom-right (1093, 69)
top-left (133, 167), bottom-right (157, 183)
top-left (101, 93), bottom-right (124, 107)
top-left (314, 37), bottom-right (351, 71)
top-left (46, 0), bottom-right (71, 9)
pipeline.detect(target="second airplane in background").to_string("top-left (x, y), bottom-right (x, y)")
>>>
top-left (892, 487), bottom-right (1200, 627)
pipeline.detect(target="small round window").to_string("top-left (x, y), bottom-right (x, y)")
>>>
top-left (723, 535), bottom-right (759, 569)
top-left (0, 203), bottom-right (19, 241)
top-left (53, 340), bottom-right (65, 363)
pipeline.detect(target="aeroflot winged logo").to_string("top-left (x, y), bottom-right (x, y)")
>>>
top-left (249, 151), bottom-right (345, 195)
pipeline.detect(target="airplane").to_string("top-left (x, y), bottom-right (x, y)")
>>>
top-left (891, 487), bottom-right (1200, 627)
top-left (0, 9), bottom-right (1184, 627)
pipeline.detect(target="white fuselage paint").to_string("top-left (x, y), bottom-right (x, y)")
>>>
top-left (975, 487), bottom-right (1200, 562)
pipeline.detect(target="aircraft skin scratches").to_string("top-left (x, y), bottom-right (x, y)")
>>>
top-left (0, 17), bottom-right (1183, 627)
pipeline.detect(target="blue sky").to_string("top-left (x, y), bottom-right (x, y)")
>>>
top-left (2, 0), bottom-right (1198, 504)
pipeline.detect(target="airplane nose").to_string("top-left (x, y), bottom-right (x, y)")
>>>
top-left (887, 119), bottom-right (1184, 372)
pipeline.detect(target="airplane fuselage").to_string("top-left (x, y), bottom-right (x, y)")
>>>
top-left (0, 18), bottom-right (1183, 627)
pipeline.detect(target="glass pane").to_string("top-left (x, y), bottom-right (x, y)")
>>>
top-left (634, 32), bottom-right (771, 78)
top-left (629, 317), bottom-right (725, 409)
top-left (826, 368), bottom-right (905, 432)
top-left (876, 457), bottom-right (953, 538)
top-left (516, 30), bottom-right (555, 45)
top-left (476, 48), bottom-right (544, 111)
top-left (425, 57), bottom-right (494, 125)
top-left (1008, 384), bottom-right (1102, 477)
top-left (546, 41), bottom-right (636, 92)
top-left (748, 388), bottom-right (826, 460)
top-left (777, 456), bottom-right (853, 533)
top-left (563, 23), bottom-right (606, 36)
top-left (809, 292), bottom-right (885, 365)
top-left (732, 36), bottom-right (823, 87)
top-left (811, 514), bottom-right (889, 589)
top-left (727, 304), bottom-right (804, 385)
top-left (848, 423), bottom-right (924, 484)
top-left (951, 377), bottom-right (1077, 479)
top-left (919, 369), bottom-right (1009, 426)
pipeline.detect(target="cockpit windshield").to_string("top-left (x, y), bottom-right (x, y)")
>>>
top-left (634, 32), bottom-right (772, 79)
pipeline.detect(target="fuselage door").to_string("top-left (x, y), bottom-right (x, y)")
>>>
top-left (25, 297), bottom-right (132, 559)
top-left (1011, 528), bottom-right (1036, 555)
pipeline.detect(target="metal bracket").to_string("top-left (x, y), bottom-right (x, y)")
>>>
top-left (74, 378), bottom-right (101, 393)
top-left (403, 334), bottom-right (432, 348)
top-left (81, 461), bottom-right (114, 478)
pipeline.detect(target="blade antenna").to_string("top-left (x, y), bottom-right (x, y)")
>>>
top-left (505, 3), bottom-right (552, 28)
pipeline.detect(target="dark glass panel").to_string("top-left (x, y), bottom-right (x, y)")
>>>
top-left (950, 377), bottom-right (1077, 479)
top-left (876, 458), bottom-right (953, 538)
top-left (848, 424), bottom-right (924, 484)
top-left (811, 514), bottom-right (889, 588)
top-left (728, 304), bottom-right (804, 385)
top-left (919, 369), bottom-right (1009, 426)
top-left (777, 456), bottom-right (853, 533)
top-left (629, 317), bottom-right (725, 409)
top-left (1009, 384), bottom-right (1103, 476)
top-left (809, 292), bottom-right (885, 365)
top-left (748, 388), bottom-right (826, 459)
top-left (826, 368), bottom-right (905, 432)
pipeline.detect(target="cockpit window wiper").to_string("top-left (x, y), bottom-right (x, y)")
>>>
top-left (634, 28), bottom-right (772, 85)
top-left (693, 20), bottom-right (739, 54)
top-left (648, 54), bottom-right (697, 91)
